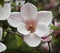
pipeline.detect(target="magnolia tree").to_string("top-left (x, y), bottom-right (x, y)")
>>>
top-left (0, 0), bottom-right (60, 53)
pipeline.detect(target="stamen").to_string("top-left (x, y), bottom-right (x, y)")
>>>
top-left (25, 20), bottom-right (36, 33)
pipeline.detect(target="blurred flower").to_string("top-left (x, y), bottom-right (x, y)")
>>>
top-left (41, 42), bottom-right (52, 51)
top-left (49, 0), bottom-right (59, 7)
top-left (44, 0), bottom-right (59, 10)
top-left (7, 3), bottom-right (53, 47)
top-left (0, 0), bottom-right (11, 20)
top-left (15, 0), bottom-right (25, 6)
top-left (55, 21), bottom-right (60, 27)
top-left (58, 6), bottom-right (60, 14)
top-left (0, 27), bottom-right (7, 52)
top-left (53, 21), bottom-right (60, 38)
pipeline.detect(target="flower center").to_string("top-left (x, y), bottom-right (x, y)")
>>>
top-left (25, 20), bottom-right (36, 33)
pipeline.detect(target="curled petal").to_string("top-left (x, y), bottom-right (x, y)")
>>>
top-left (42, 36), bottom-right (52, 42)
top-left (24, 33), bottom-right (41, 47)
top-left (21, 3), bottom-right (37, 20)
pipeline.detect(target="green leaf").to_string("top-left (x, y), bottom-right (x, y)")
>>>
top-left (50, 25), bottom-right (60, 30)
top-left (15, 35), bottom-right (23, 47)
top-left (0, 0), bottom-right (4, 7)
top-left (37, 5), bottom-right (43, 11)
top-left (5, 33), bottom-right (22, 50)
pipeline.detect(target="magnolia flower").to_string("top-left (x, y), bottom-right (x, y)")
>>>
top-left (7, 3), bottom-right (53, 47)
top-left (0, 1), bottom-right (11, 20)
top-left (0, 27), bottom-right (7, 52)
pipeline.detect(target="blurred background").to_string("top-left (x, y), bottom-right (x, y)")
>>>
top-left (0, 0), bottom-right (60, 53)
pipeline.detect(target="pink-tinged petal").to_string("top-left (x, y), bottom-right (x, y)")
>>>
top-left (0, 42), bottom-right (7, 52)
top-left (24, 33), bottom-right (41, 47)
top-left (41, 43), bottom-right (52, 51)
top-left (55, 21), bottom-right (60, 27)
top-left (41, 43), bottom-right (49, 51)
top-left (7, 12), bottom-right (24, 27)
top-left (21, 3), bottom-right (37, 20)
top-left (17, 23), bottom-right (30, 35)
top-left (35, 23), bottom-right (49, 37)
top-left (53, 21), bottom-right (60, 38)
top-left (0, 27), bottom-right (3, 41)
top-left (0, 3), bottom-right (11, 20)
top-left (36, 11), bottom-right (53, 25)
top-left (42, 36), bottom-right (52, 42)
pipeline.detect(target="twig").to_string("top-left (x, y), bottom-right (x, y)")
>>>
top-left (48, 42), bottom-right (51, 53)
top-left (3, 29), bottom-right (23, 38)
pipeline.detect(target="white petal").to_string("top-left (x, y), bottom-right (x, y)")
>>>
top-left (7, 12), bottom-right (24, 27)
top-left (20, 0), bottom-right (25, 6)
top-left (0, 42), bottom-right (7, 52)
top-left (0, 3), bottom-right (11, 20)
top-left (21, 3), bottom-right (37, 20)
top-left (15, 0), bottom-right (20, 6)
top-left (35, 23), bottom-right (49, 37)
top-left (24, 33), bottom-right (41, 47)
top-left (17, 23), bottom-right (30, 35)
top-left (36, 11), bottom-right (53, 25)
top-left (0, 27), bottom-right (3, 40)
top-left (4, 0), bottom-right (10, 2)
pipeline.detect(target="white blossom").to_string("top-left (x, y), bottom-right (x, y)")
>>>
top-left (7, 3), bottom-right (53, 47)
top-left (0, 1), bottom-right (11, 20)
top-left (0, 27), bottom-right (7, 52)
